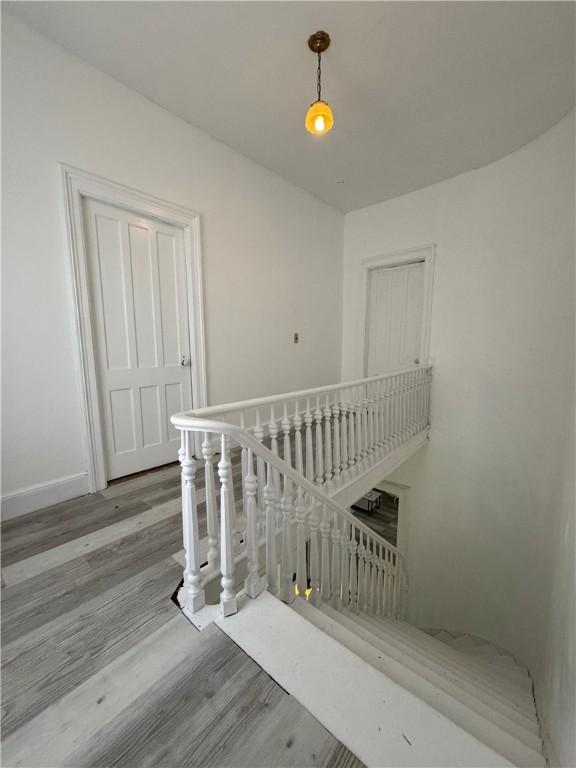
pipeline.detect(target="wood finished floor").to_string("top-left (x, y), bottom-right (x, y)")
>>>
top-left (1, 464), bottom-right (363, 768)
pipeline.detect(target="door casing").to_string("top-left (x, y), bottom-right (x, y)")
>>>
top-left (62, 164), bottom-right (207, 492)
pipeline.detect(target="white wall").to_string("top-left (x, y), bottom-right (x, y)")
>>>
top-left (342, 113), bottom-right (575, 766)
top-left (1, 15), bottom-right (343, 513)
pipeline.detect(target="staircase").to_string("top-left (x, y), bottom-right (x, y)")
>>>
top-left (292, 600), bottom-right (544, 767)
top-left (169, 365), bottom-right (546, 767)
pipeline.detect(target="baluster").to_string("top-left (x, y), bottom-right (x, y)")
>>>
top-left (244, 448), bottom-right (263, 599)
top-left (340, 520), bottom-right (350, 608)
top-left (373, 385), bottom-right (380, 455)
top-left (218, 434), bottom-right (237, 617)
top-left (364, 537), bottom-right (372, 613)
top-left (360, 390), bottom-right (369, 462)
top-left (282, 403), bottom-right (292, 468)
top-left (418, 368), bottom-right (425, 431)
top-left (293, 402), bottom-right (304, 477)
top-left (319, 505), bottom-right (331, 602)
top-left (331, 512), bottom-right (341, 608)
top-left (376, 542), bottom-right (384, 616)
top-left (349, 526), bottom-right (358, 612)
top-left (401, 374), bottom-right (408, 441)
top-left (269, 405), bottom-right (279, 456)
top-left (331, 398), bottom-right (341, 488)
top-left (201, 433), bottom-right (219, 573)
top-left (413, 369), bottom-right (421, 432)
top-left (265, 462), bottom-right (278, 595)
top-left (323, 395), bottom-right (333, 487)
top-left (295, 487), bottom-right (307, 598)
top-left (369, 539), bottom-right (378, 615)
top-left (178, 430), bottom-right (205, 614)
top-left (340, 397), bottom-right (348, 480)
top-left (367, 386), bottom-right (375, 460)
top-left (401, 373), bottom-right (409, 442)
top-left (382, 378), bottom-right (391, 453)
top-left (376, 380), bottom-right (385, 456)
top-left (381, 546), bottom-right (388, 616)
top-left (280, 471), bottom-right (295, 604)
top-left (392, 375), bottom-right (400, 448)
top-left (308, 501), bottom-right (321, 605)
top-left (304, 399), bottom-right (314, 483)
top-left (397, 374), bottom-right (404, 444)
top-left (405, 373), bottom-right (413, 436)
top-left (269, 407), bottom-right (282, 527)
top-left (411, 371), bottom-right (419, 435)
top-left (314, 397), bottom-right (324, 485)
top-left (355, 393), bottom-right (364, 469)
top-left (390, 551), bottom-right (397, 617)
top-left (357, 530), bottom-right (365, 613)
top-left (386, 549), bottom-right (394, 617)
top-left (254, 409), bottom-right (266, 539)
top-left (348, 396), bottom-right (356, 474)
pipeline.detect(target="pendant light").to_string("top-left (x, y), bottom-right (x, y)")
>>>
top-left (305, 31), bottom-right (334, 135)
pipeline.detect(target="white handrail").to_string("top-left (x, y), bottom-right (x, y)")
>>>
top-left (178, 365), bottom-right (426, 420)
top-left (171, 414), bottom-right (404, 560)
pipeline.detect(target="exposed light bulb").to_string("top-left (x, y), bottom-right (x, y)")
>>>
top-left (305, 100), bottom-right (334, 135)
top-left (314, 115), bottom-right (325, 132)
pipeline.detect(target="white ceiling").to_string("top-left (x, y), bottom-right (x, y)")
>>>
top-left (6, 1), bottom-right (575, 212)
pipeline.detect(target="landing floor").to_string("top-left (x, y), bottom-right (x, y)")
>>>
top-left (1, 466), bottom-right (363, 768)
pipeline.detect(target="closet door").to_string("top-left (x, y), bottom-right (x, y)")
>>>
top-left (365, 261), bottom-right (425, 375)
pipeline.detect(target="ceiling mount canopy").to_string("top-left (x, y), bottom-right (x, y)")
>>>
top-left (305, 30), bottom-right (334, 136)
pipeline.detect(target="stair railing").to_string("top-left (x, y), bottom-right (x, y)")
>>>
top-left (171, 366), bottom-right (432, 622)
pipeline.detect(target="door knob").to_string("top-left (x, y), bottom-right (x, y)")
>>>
top-left (180, 354), bottom-right (190, 367)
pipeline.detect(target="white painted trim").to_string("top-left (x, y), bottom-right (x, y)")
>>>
top-left (361, 243), bottom-right (436, 377)
top-left (61, 164), bottom-right (208, 492)
top-left (1, 473), bottom-right (90, 521)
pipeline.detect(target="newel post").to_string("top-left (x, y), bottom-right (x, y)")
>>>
top-left (178, 430), bottom-right (205, 614)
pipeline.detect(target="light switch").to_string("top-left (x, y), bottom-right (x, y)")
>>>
top-left (293, 332), bottom-right (300, 344)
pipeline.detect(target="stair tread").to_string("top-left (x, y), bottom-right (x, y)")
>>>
top-left (356, 613), bottom-right (534, 705)
top-left (338, 609), bottom-right (537, 723)
top-left (293, 601), bottom-right (544, 767)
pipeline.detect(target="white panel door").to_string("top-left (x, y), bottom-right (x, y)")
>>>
top-left (83, 199), bottom-right (193, 479)
top-left (365, 261), bottom-right (425, 375)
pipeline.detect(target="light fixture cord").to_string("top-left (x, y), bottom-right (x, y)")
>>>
top-left (317, 51), bottom-right (322, 102)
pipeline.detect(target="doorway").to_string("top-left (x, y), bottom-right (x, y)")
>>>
top-left (63, 166), bottom-right (207, 491)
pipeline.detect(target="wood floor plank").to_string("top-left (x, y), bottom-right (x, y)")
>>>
top-left (2, 614), bottom-right (201, 768)
top-left (64, 625), bottom-right (363, 768)
top-left (2, 499), bottom-right (184, 587)
top-left (1, 516), bottom-right (183, 645)
top-left (1, 462), bottom-right (363, 768)
top-left (2, 557), bottom-right (182, 737)
top-left (1, 493), bottom-right (149, 567)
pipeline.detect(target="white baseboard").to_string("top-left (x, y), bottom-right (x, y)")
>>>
top-left (1, 473), bottom-right (90, 521)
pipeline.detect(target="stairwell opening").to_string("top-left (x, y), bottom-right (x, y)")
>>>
top-left (351, 488), bottom-right (399, 548)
